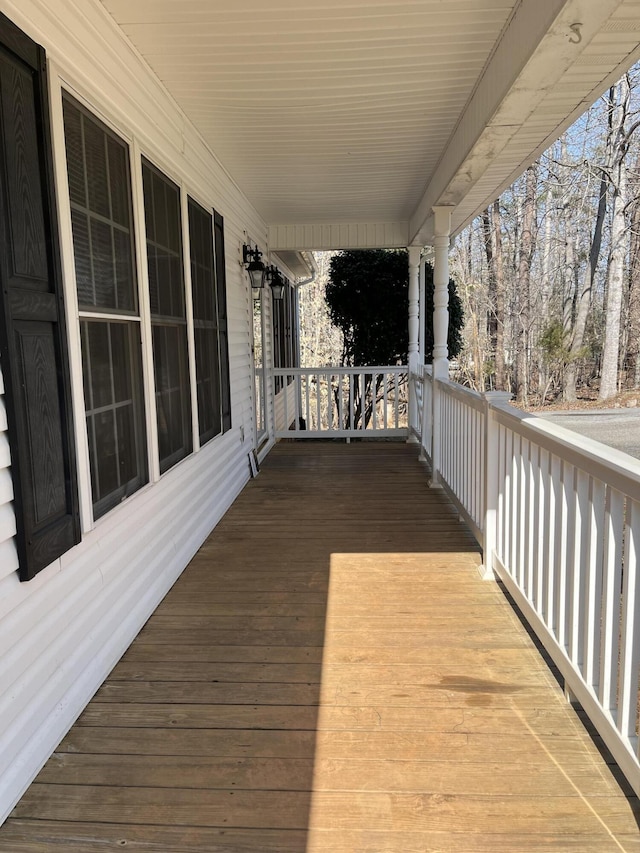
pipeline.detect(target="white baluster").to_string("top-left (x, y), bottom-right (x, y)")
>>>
top-left (619, 499), bottom-right (640, 740)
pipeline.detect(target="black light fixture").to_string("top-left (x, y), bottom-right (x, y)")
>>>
top-left (267, 265), bottom-right (286, 300)
top-left (242, 243), bottom-right (265, 290)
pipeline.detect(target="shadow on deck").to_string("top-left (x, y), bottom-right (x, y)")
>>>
top-left (1, 442), bottom-right (639, 851)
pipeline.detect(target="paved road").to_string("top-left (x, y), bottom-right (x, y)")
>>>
top-left (538, 409), bottom-right (640, 461)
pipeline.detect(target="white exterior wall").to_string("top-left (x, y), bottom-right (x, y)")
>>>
top-left (0, 0), bottom-right (272, 823)
top-left (274, 383), bottom-right (299, 433)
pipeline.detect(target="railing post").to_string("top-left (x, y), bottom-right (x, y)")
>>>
top-left (482, 391), bottom-right (512, 580)
top-left (407, 246), bottom-right (422, 444)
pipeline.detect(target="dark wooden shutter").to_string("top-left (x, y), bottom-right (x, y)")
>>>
top-left (0, 15), bottom-right (79, 580)
top-left (213, 210), bottom-right (231, 432)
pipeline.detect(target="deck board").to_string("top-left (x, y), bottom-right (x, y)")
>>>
top-left (1, 441), bottom-right (638, 851)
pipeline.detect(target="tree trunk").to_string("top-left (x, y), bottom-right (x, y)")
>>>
top-left (563, 167), bottom-right (607, 401)
top-left (482, 208), bottom-right (497, 383)
top-left (600, 78), bottom-right (631, 401)
top-left (515, 166), bottom-right (537, 404)
top-left (538, 178), bottom-right (555, 394)
top-left (492, 200), bottom-right (506, 390)
top-left (626, 151), bottom-right (640, 389)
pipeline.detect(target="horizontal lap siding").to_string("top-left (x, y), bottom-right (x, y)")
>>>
top-left (274, 383), bottom-right (298, 433)
top-left (0, 371), bottom-right (19, 582)
top-left (0, 0), bottom-right (263, 824)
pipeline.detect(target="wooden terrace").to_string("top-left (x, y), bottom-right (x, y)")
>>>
top-left (1, 442), bottom-right (639, 852)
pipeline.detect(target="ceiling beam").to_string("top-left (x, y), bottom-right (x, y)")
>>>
top-left (409, 0), bottom-right (624, 245)
top-left (268, 221), bottom-right (409, 251)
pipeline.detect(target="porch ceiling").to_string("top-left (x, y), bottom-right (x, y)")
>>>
top-left (99, 0), bottom-right (640, 247)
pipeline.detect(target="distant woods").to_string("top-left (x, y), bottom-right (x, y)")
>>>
top-left (452, 67), bottom-right (640, 405)
top-left (298, 249), bottom-right (463, 369)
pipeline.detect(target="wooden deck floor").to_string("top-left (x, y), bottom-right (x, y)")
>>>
top-left (1, 442), bottom-right (639, 852)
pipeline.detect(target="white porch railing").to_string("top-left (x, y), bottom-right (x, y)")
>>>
top-left (273, 366), bottom-right (408, 438)
top-left (412, 370), bottom-right (640, 796)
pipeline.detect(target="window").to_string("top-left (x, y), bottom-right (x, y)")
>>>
top-left (142, 160), bottom-right (192, 473)
top-left (213, 211), bottom-right (232, 432)
top-left (189, 198), bottom-right (222, 444)
top-left (273, 280), bottom-right (299, 391)
top-left (63, 96), bottom-right (147, 519)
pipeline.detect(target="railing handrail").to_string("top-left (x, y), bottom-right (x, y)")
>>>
top-left (435, 377), bottom-right (485, 413)
top-left (491, 398), bottom-right (640, 500)
top-left (273, 365), bottom-right (407, 375)
top-left (272, 365), bottom-right (409, 438)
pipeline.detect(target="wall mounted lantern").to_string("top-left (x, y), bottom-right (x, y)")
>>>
top-left (242, 243), bottom-right (265, 291)
top-left (266, 265), bottom-right (286, 300)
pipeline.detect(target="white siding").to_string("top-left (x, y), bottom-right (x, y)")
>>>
top-left (274, 383), bottom-right (299, 434)
top-left (0, 0), bottom-right (268, 824)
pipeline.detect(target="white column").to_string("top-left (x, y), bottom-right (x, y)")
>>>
top-left (418, 250), bottom-right (429, 363)
top-left (430, 205), bottom-right (453, 485)
top-left (407, 246), bottom-right (422, 443)
top-left (432, 206), bottom-right (452, 377)
top-left (408, 246), bottom-right (421, 369)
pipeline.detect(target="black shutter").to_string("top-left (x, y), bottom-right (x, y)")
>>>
top-left (213, 210), bottom-right (231, 432)
top-left (0, 15), bottom-right (79, 580)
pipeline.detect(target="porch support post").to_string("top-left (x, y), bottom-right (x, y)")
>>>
top-left (418, 250), bottom-right (429, 363)
top-left (430, 205), bottom-right (453, 485)
top-left (407, 245), bottom-right (422, 443)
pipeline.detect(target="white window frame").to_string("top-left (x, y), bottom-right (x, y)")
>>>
top-left (48, 64), bottom-right (232, 533)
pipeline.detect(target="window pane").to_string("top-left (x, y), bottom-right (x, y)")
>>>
top-left (166, 184), bottom-right (181, 253)
top-left (108, 137), bottom-right (129, 226)
top-left (83, 118), bottom-right (109, 218)
top-left (155, 250), bottom-right (172, 316)
top-left (90, 218), bottom-right (116, 309)
top-left (142, 165), bottom-right (155, 242)
top-left (94, 410), bottom-right (118, 500)
top-left (113, 228), bottom-right (135, 312)
top-left (84, 321), bottom-right (112, 410)
top-left (63, 95), bottom-right (137, 313)
top-left (111, 322), bottom-right (132, 403)
top-left (153, 172), bottom-right (168, 250)
top-left (189, 201), bottom-right (214, 323)
top-left (143, 160), bottom-right (184, 321)
top-left (152, 323), bottom-right (192, 473)
top-left (169, 255), bottom-right (185, 318)
top-left (147, 244), bottom-right (160, 315)
top-left (86, 414), bottom-right (99, 502)
top-left (81, 320), bottom-right (148, 519)
top-left (71, 210), bottom-right (92, 305)
top-left (62, 100), bottom-right (85, 206)
top-left (116, 404), bottom-right (137, 486)
top-left (195, 327), bottom-right (221, 441)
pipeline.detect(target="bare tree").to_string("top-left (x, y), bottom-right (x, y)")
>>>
top-left (625, 150), bottom-right (640, 388)
top-left (600, 76), bottom-right (632, 400)
top-left (515, 165), bottom-right (538, 404)
top-left (563, 162), bottom-right (607, 401)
